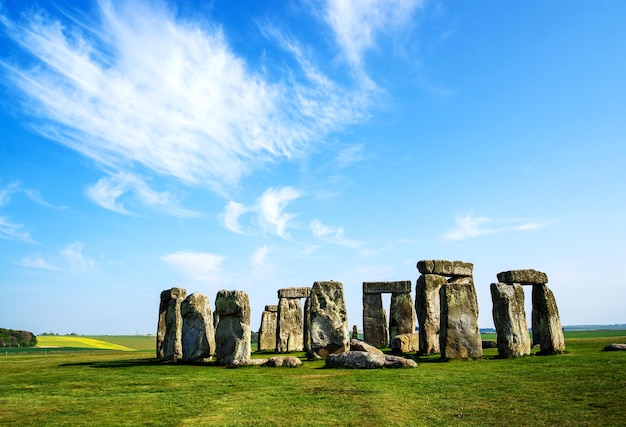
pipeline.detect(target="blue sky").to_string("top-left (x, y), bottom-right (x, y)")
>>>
top-left (1, 0), bottom-right (624, 335)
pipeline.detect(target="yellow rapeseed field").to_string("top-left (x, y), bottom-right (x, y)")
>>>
top-left (37, 336), bottom-right (134, 351)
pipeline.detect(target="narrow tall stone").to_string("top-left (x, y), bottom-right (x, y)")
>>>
top-left (415, 274), bottom-right (446, 354)
top-left (157, 287), bottom-right (187, 360)
top-left (309, 281), bottom-right (349, 357)
top-left (303, 297), bottom-right (312, 353)
top-left (258, 305), bottom-right (278, 352)
top-left (532, 284), bottom-right (565, 354)
top-left (490, 283), bottom-right (531, 358)
top-left (389, 292), bottom-right (415, 339)
top-left (363, 292), bottom-right (388, 347)
top-left (181, 293), bottom-right (215, 363)
top-left (276, 297), bottom-right (303, 352)
top-left (214, 290), bottom-right (251, 365)
top-left (439, 282), bottom-right (482, 359)
top-left (352, 325), bottom-right (359, 340)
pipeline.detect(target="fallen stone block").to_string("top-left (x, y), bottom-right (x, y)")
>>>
top-left (325, 351), bottom-right (417, 369)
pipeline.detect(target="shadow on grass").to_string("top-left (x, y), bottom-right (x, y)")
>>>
top-left (60, 358), bottom-right (169, 369)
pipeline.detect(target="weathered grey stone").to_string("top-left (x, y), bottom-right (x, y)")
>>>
top-left (603, 343), bottom-right (626, 351)
top-left (181, 293), bottom-right (215, 363)
top-left (214, 290), bottom-right (251, 365)
top-left (532, 284), bottom-right (565, 354)
top-left (497, 269), bottom-right (548, 285)
top-left (309, 281), bottom-right (349, 357)
top-left (415, 274), bottom-right (447, 354)
top-left (417, 260), bottom-right (473, 277)
top-left (351, 325), bottom-right (359, 339)
top-left (390, 333), bottom-right (419, 354)
top-left (228, 358), bottom-right (267, 367)
top-left (325, 351), bottom-right (418, 369)
top-left (277, 287), bottom-right (311, 299)
top-left (440, 282), bottom-right (483, 359)
top-left (490, 283), bottom-right (531, 358)
top-left (363, 292), bottom-right (388, 347)
top-left (389, 292), bottom-right (415, 339)
top-left (263, 356), bottom-right (303, 367)
top-left (277, 297), bottom-right (303, 352)
top-left (363, 281), bottom-right (411, 294)
top-left (482, 340), bottom-right (498, 349)
top-left (157, 287), bottom-right (187, 360)
top-left (303, 297), bottom-right (311, 353)
top-left (264, 305), bottom-right (278, 312)
top-left (350, 339), bottom-right (384, 354)
top-left (258, 308), bottom-right (278, 351)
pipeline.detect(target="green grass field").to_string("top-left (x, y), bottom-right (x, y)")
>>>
top-left (0, 332), bottom-right (624, 426)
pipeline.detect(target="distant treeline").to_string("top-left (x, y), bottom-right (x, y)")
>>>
top-left (0, 328), bottom-right (37, 347)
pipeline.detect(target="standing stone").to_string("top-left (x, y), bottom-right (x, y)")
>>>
top-left (352, 325), bottom-right (359, 340)
top-left (214, 290), bottom-right (251, 365)
top-left (490, 283), bottom-right (531, 358)
top-left (363, 292), bottom-right (388, 347)
top-left (277, 298), bottom-right (303, 352)
top-left (439, 282), bottom-right (482, 359)
top-left (389, 292), bottom-right (415, 339)
top-left (181, 293), bottom-right (215, 363)
top-left (415, 274), bottom-right (447, 354)
top-left (157, 287), bottom-right (187, 360)
top-left (532, 284), bottom-right (565, 354)
top-left (258, 305), bottom-right (278, 352)
top-left (303, 297), bottom-right (312, 353)
top-left (309, 281), bottom-right (349, 357)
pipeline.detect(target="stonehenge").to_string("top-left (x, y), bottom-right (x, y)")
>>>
top-left (362, 281), bottom-right (414, 348)
top-left (309, 280), bottom-right (350, 357)
top-left (214, 290), bottom-right (251, 365)
top-left (257, 305), bottom-right (278, 351)
top-left (276, 287), bottom-right (310, 353)
top-left (181, 293), bottom-right (215, 363)
top-left (157, 287), bottom-right (187, 361)
top-left (490, 283), bottom-right (531, 357)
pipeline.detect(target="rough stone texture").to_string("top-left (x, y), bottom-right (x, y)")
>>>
top-left (389, 292), bottom-right (415, 339)
top-left (303, 297), bottom-right (311, 353)
top-left (363, 292), bottom-right (388, 347)
top-left (352, 325), bottom-right (359, 339)
top-left (325, 351), bottom-right (418, 369)
top-left (276, 297), bottom-right (303, 352)
top-left (214, 290), bottom-right (251, 365)
top-left (490, 283), bottom-right (531, 358)
top-left (263, 356), bottom-right (303, 367)
top-left (264, 305), bottom-right (278, 312)
top-left (390, 333), bottom-right (419, 354)
top-left (603, 343), bottom-right (626, 351)
top-left (258, 308), bottom-right (278, 351)
top-left (157, 287), bottom-right (187, 360)
top-left (309, 281), bottom-right (349, 357)
top-left (415, 274), bottom-right (447, 354)
top-left (350, 339), bottom-right (384, 355)
top-left (497, 269), bottom-right (548, 285)
top-left (277, 287), bottom-right (311, 299)
top-left (181, 293), bottom-right (215, 363)
top-left (440, 282), bottom-right (483, 359)
top-left (531, 284), bottom-right (565, 354)
top-left (482, 340), bottom-right (498, 349)
top-left (417, 260), bottom-right (473, 277)
top-left (363, 281), bottom-right (411, 294)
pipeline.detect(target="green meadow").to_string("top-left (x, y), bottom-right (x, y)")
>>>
top-left (0, 332), bottom-right (624, 426)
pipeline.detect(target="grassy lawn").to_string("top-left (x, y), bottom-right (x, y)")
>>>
top-left (0, 332), bottom-right (624, 426)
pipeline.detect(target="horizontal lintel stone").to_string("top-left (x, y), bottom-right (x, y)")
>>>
top-left (363, 281), bottom-right (412, 294)
top-left (277, 287), bottom-right (311, 299)
top-left (416, 260), bottom-right (473, 277)
top-left (497, 269), bottom-right (548, 285)
top-left (264, 305), bottom-right (278, 312)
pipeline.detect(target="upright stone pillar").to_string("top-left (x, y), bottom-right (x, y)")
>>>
top-left (157, 287), bottom-right (187, 360)
top-left (181, 293), bottom-right (215, 363)
top-left (303, 297), bottom-right (312, 353)
top-left (490, 283), bottom-right (530, 358)
top-left (415, 274), bottom-right (446, 354)
top-left (309, 281), bottom-right (349, 357)
top-left (277, 297), bottom-right (303, 352)
top-left (439, 281), bottom-right (482, 359)
top-left (258, 305), bottom-right (278, 351)
top-left (363, 292), bottom-right (388, 347)
top-left (389, 292), bottom-right (415, 339)
top-left (214, 290), bottom-right (251, 365)
top-left (532, 284), bottom-right (565, 354)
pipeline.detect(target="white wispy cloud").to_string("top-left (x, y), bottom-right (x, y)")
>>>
top-left (250, 245), bottom-right (274, 270)
top-left (222, 201), bottom-right (248, 234)
top-left (1, 2), bottom-right (370, 192)
top-left (334, 144), bottom-right (366, 169)
top-left (19, 255), bottom-right (61, 271)
top-left (162, 250), bottom-right (226, 285)
top-left (0, 216), bottom-right (34, 243)
top-left (19, 242), bottom-right (97, 272)
top-left (0, 182), bottom-right (20, 206)
top-left (443, 213), bottom-right (552, 241)
top-left (310, 218), bottom-right (363, 248)
top-left (24, 189), bottom-right (66, 209)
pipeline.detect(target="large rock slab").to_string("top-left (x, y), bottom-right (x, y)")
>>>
top-left (417, 260), bottom-right (473, 277)
top-left (490, 283), bottom-right (531, 358)
top-left (157, 287), bottom-right (187, 361)
top-left (363, 281), bottom-right (411, 294)
top-left (263, 356), bottom-right (303, 367)
top-left (603, 343), bottom-right (626, 351)
top-left (258, 307), bottom-right (278, 351)
top-left (277, 297), bottom-right (303, 352)
top-left (415, 274), bottom-right (447, 354)
top-left (391, 333), bottom-right (419, 354)
top-left (278, 287), bottom-right (311, 299)
top-left (532, 284), bottom-right (565, 354)
top-left (497, 269), bottom-right (548, 285)
top-left (309, 281), bottom-right (349, 357)
top-left (325, 351), bottom-right (418, 369)
top-left (181, 293), bottom-right (215, 363)
top-left (214, 290), bottom-right (251, 365)
top-left (440, 282), bottom-right (483, 359)
top-left (363, 292), bottom-right (388, 347)
top-left (350, 339), bottom-right (384, 355)
top-left (389, 292), bottom-right (415, 339)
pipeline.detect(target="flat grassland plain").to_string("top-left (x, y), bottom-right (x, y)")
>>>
top-left (1, 332), bottom-right (624, 426)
